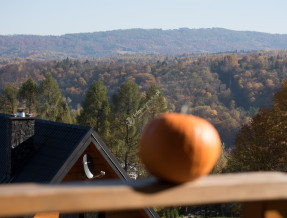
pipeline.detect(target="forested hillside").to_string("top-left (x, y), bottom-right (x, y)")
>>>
top-left (1, 50), bottom-right (287, 147)
top-left (2, 28), bottom-right (287, 59)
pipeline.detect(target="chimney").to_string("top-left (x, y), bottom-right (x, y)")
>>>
top-left (0, 115), bottom-right (35, 181)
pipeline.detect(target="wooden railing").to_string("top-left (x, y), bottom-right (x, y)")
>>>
top-left (1, 172), bottom-right (287, 218)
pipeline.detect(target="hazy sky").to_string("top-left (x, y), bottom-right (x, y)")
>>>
top-left (1, 0), bottom-right (286, 35)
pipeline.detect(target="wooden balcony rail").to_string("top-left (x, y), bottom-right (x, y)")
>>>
top-left (1, 172), bottom-right (287, 218)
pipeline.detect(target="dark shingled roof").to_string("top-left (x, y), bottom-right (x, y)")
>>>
top-left (12, 119), bottom-right (92, 183)
top-left (0, 113), bottom-right (11, 182)
top-left (11, 119), bottom-right (132, 183)
top-left (0, 114), bottom-right (130, 183)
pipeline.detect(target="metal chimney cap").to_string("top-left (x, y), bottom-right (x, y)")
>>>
top-left (16, 112), bottom-right (25, 118)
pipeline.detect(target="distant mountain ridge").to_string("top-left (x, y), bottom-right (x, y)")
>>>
top-left (1, 28), bottom-right (287, 59)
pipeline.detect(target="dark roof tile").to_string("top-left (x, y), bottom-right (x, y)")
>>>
top-left (12, 119), bottom-right (91, 183)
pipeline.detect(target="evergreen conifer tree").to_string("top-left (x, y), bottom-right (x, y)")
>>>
top-left (19, 77), bottom-right (38, 114)
top-left (37, 73), bottom-right (72, 123)
top-left (77, 79), bottom-right (111, 141)
top-left (142, 84), bottom-right (168, 121)
top-left (111, 80), bottom-right (142, 174)
top-left (2, 84), bottom-right (18, 114)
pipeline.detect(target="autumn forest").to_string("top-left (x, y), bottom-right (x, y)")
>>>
top-left (1, 50), bottom-right (287, 172)
top-left (2, 48), bottom-right (287, 216)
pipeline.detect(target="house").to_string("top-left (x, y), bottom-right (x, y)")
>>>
top-left (0, 113), bottom-right (159, 218)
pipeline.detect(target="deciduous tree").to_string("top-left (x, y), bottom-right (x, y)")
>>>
top-left (228, 81), bottom-right (287, 172)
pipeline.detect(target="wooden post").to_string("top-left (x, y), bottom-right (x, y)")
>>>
top-left (243, 200), bottom-right (287, 218)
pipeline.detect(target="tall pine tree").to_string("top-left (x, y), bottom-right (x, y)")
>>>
top-left (37, 73), bottom-right (72, 123)
top-left (1, 84), bottom-right (18, 114)
top-left (18, 77), bottom-right (38, 114)
top-left (77, 79), bottom-right (111, 142)
top-left (142, 84), bottom-right (168, 121)
top-left (111, 80), bottom-right (142, 174)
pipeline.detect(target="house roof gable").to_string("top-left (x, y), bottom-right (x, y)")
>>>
top-left (12, 119), bottom-right (92, 183)
top-left (9, 118), bottom-right (131, 183)
top-left (0, 114), bottom-right (159, 217)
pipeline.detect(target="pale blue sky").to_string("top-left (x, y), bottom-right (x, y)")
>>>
top-left (0, 0), bottom-right (286, 35)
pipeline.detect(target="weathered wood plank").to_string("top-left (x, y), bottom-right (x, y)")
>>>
top-left (1, 172), bottom-right (287, 217)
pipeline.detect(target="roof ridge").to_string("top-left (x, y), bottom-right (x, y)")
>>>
top-left (35, 118), bottom-right (92, 130)
top-left (0, 113), bottom-right (14, 117)
top-left (0, 113), bottom-right (92, 131)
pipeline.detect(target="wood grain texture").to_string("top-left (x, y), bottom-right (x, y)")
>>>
top-left (62, 142), bottom-right (121, 182)
top-left (34, 212), bottom-right (60, 218)
top-left (1, 172), bottom-right (287, 217)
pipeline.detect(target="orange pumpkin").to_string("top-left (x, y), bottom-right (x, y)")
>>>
top-left (139, 113), bottom-right (221, 183)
